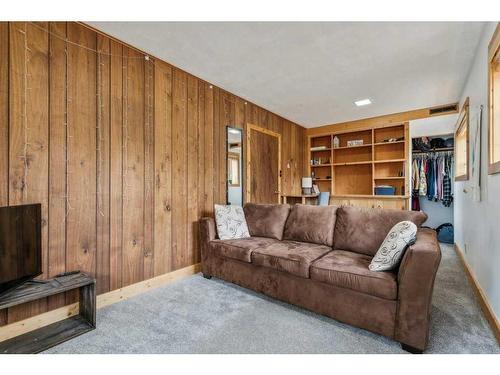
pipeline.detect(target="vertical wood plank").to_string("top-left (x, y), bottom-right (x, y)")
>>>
top-left (298, 125), bottom-right (306, 181)
top-left (122, 47), bottom-right (145, 286)
top-left (66, 23), bottom-right (97, 302)
top-left (197, 82), bottom-right (206, 261)
top-left (47, 22), bottom-right (67, 310)
top-left (235, 97), bottom-right (246, 205)
top-left (245, 102), bottom-right (260, 126)
top-left (212, 87), bottom-right (221, 204)
top-left (235, 97), bottom-right (245, 130)
top-left (153, 61), bottom-right (172, 276)
top-left (96, 34), bottom-right (111, 294)
top-left (290, 122), bottom-right (299, 195)
top-left (186, 75), bottom-right (198, 267)
top-left (143, 58), bottom-right (154, 279)
top-left (259, 107), bottom-right (270, 130)
top-left (281, 119), bottom-right (291, 195)
top-left (8, 22), bottom-right (49, 322)
top-left (203, 83), bottom-right (214, 216)
top-left (171, 68), bottom-right (187, 270)
top-left (0, 22), bottom-right (9, 326)
top-left (0, 21), bottom-right (8, 211)
top-left (109, 40), bottom-right (123, 290)
top-left (269, 113), bottom-right (280, 134)
top-left (219, 92), bottom-right (234, 204)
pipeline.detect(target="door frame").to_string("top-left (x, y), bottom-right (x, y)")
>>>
top-left (246, 123), bottom-right (282, 203)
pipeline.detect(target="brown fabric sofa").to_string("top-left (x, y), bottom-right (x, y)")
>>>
top-left (200, 203), bottom-right (441, 353)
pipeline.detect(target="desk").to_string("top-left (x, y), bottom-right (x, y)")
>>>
top-left (281, 194), bottom-right (319, 205)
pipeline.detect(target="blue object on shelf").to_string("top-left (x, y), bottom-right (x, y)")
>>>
top-left (374, 186), bottom-right (396, 195)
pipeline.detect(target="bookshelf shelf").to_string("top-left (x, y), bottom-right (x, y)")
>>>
top-left (373, 140), bottom-right (405, 146)
top-left (333, 144), bottom-right (372, 150)
top-left (373, 158), bottom-right (406, 163)
top-left (333, 161), bottom-right (372, 166)
top-left (310, 147), bottom-right (332, 152)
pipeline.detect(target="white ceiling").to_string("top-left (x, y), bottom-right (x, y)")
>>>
top-left (89, 22), bottom-right (485, 128)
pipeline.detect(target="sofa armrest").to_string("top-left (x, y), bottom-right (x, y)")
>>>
top-left (395, 228), bottom-right (441, 351)
top-left (199, 217), bottom-right (217, 275)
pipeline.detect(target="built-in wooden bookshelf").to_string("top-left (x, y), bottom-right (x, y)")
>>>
top-left (308, 123), bottom-right (409, 208)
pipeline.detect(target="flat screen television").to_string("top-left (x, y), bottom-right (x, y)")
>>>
top-left (0, 203), bottom-right (42, 298)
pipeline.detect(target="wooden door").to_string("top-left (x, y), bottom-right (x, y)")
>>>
top-left (246, 124), bottom-right (281, 203)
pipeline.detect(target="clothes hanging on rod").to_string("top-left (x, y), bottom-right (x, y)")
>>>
top-left (412, 151), bottom-right (454, 208)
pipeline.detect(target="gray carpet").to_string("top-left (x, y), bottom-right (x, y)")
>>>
top-left (45, 244), bottom-right (499, 353)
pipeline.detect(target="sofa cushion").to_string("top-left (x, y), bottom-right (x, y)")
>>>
top-left (369, 221), bottom-right (417, 271)
top-left (251, 240), bottom-right (331, 278)
top-left (283, 204), bottom-right (338, 246)
top-left (210, 237), bottom-right (279, 263)
top-left (243, 203), bottom-right (291, 240)
top-left (214, 204), bottom-right (250, 240)
top-left (310, 250), bottom-right (398, 300)
top-left (333, 206), bottom-right (427, 256)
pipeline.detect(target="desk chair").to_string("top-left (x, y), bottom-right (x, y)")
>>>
top-left (317, 192), bottom-right (330, 206)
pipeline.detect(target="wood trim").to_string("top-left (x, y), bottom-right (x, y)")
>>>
top-left (488, 22), bottom-right (500, 175)
top-left (455, 97), bottom-right (470, 181)
top-left (454, 243), bottom-right (500, 345)
top-left (246, 123), bottom-right (282, 203)
top-left (306, 103), bottom-right (459, 136)
top-left (0, 263), bottom-right (200, 343)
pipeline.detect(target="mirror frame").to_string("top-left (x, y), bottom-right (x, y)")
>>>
top-left (226, 126), bottom-right (244, 205)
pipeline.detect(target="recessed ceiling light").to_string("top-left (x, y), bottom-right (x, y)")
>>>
top-left (354, 98), bottom-right (372, 107)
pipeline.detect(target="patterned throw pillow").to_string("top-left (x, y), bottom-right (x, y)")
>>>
top-left (369, 221), bottom-right (417, 272)
top-left (214, 204), bottom-right (251, 240)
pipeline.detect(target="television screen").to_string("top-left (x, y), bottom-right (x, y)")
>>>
top-left (0, 203), bottom-right (42, 297)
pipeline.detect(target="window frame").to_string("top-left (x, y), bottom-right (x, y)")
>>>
top-left (488, 22), bottom-right (500, 174)
top-left (455, 97), bottom-right (470, 181)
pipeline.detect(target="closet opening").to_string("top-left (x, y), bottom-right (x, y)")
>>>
top-left (411, 134), bottom-right (454, 244)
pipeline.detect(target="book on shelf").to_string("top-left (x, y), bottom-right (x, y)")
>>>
top-left (347, 139), bottom-right (364, 147)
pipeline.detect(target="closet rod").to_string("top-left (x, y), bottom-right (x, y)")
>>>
top-left (412, 150), bottom-right (454, 155)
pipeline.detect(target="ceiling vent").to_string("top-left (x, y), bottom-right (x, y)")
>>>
top-left (429, 103), bottom-right (458, 116)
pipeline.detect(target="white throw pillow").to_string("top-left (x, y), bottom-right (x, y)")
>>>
top-left (214, 204), bottom-right (250, 240)
top-left (369, 221), bottom-right (417, 272)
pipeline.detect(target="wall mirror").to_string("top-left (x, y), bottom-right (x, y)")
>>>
top-left (226, 126), bottom-right (244, 206)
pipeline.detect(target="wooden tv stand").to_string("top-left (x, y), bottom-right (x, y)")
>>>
top-left (0, 272), bottom-right (96, 354)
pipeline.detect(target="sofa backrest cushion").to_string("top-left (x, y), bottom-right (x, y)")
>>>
top-left (283, 204), bottom-right (338, 247)
top-left (243, 203), bottom-right (291, 240)
top-left (333, 206), bottom-right (428, 256)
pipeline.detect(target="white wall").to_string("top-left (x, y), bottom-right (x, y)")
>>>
top-left (455, 22), bottom-right (500, 320)
top-left (410, 114), bottom-right (457, 138)
top-left (409, 115), bottom-right (456, 229)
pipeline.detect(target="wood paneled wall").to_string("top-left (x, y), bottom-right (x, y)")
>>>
top-left (0, 22), bottom-right (306, 325)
